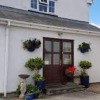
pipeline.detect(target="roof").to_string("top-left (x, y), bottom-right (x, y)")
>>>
top-left (0, 5), bottom-right (100, 32)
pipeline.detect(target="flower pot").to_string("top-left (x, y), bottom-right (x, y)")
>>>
top-left (33, 93), bottom-right (39, 98)
top-left (27, 46), bottom-right (35, 52)
top-left (67, 73), bottom-right (74, 82)
top-left (80, 76), bottom-right (89, 88)
top-left (25, 94), bottom-right (33, 100)
top-left (80, 49), bottom-right (88, 53)
top-left (35, 81), bottom-right (45, 92)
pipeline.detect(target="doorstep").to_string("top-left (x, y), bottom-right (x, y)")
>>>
top-left (46, 82), bottom-right (85, 95)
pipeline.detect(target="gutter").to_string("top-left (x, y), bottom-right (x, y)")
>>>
top-left (3, 21), bottom-right (10, 97)
top-left (0, 18), bottom-right (100, 36)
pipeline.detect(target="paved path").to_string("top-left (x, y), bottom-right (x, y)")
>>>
top-left (1, 91), bottom-right (100, 100)
top-left (39, 91), bottom-right (100, 100)
top-left (1, 83), bottom-right (100, 100)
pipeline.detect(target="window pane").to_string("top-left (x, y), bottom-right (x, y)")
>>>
top-left (49, 7), bottom-right (54, 13)
top-left (53, 42), bottom-right (60, 52)
top-left (45, 54), bottom-right (51, 65)
top-left (45, 41), bottom-right (51, 52)
top-left (31, 0), bottom-right (37, 9)
top-left (63, 42), bottom-right (71, 52)
top-left (31, 3), bottom-right (37, 9)
top-left (63, 54), bottom-right (71, 64)
top-left (49, 1), bottom-right (54, 6)
top-left (53, 54), bottom-right (60, 64)
top-left (39, 4), bottom-right (47, 12)
top-left (49, 1), bottom-right (55, 13)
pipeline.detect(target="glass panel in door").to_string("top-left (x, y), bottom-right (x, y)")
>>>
top-left (63, 42), bottom-right (71, 52)
top-left (53, 54), bottom-right (60, 64)
top-left (53, 41), bottom-right (60, 65)
top-left (44, 54), bottom-right (52, 65)
top-left (53, 41), bottom-right (60, 52)
top-left (44, 41), bottom-right (51, 52)
top-left (63, 54), bottom-right (72, 64)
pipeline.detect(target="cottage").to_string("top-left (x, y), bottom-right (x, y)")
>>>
top-left (0, 0), bottom-right (100, 97)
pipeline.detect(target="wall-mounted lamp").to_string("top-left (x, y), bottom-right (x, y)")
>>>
top-left (58, 32), bottom-right (63, 36)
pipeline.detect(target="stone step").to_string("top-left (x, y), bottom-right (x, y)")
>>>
top-left (46, 82), bottom-right (85, 95)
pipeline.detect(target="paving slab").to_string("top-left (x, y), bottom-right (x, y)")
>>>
top-left (1, 83), bottom-right (100, 100)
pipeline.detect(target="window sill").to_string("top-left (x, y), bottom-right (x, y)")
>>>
top-left (29, 9), bottom-right (58, 17)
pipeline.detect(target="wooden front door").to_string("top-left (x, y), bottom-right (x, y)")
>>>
top-left (43, 37), bottom-right (74, 85)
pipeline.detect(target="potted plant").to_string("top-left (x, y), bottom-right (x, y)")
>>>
top-left (78, 42), bottom-right (91, 53)
top-left (25, 84), bottom-right (41, 100)
top-left (16, 85), bottom-right (21, 96)
top-left (33, 73), bottom-right (45, 93)
top-left (79, 60), bottom-right (92, 88)
top-left (25, 57), bottom-right (45, 92)
top-left (65, 66), bottom-right (76, 82)
top-left (23, 38), bottom-right (41, 52)
top-left (25, 57), bottom-right (44, 73)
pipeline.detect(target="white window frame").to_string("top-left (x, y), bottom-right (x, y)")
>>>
top-left (31, 0), bottom-right (38, 9)
top-left (49, 0), bottom-right (55, 13)
top-left (39, 0), bottom-right (48, 5)
top-left (30, 0), bottom-right (56, 15)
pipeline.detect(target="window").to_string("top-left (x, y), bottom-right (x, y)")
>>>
top-left (31, 0), bottom-right (37, 9)
top-left (31, 0), bottom-right (55, 13)
top-left (39, 4), bottom-right (47, 12)
top-left (49, 1), bottom-right (55, 13)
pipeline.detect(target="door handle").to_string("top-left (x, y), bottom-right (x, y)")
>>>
top-left (60, 59), bottom-right (61, 65)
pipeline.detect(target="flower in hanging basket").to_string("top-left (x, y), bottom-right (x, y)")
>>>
top-left (23, 39), bottom-right (41, 52)
top-left (35, 39), bottom-right (41, 48)
top-left (78, 42), bottom-right (91, 53)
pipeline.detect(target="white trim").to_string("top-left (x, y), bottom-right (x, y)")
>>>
top-left (39, 0), bottom-right (48, 4)
top-left (0, 18), bottom-right (100, 36)
top-left (4, 21), bottom-right (10, 97)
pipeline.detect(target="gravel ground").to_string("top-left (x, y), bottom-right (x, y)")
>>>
top-left (38, 91), bottom-right (100, 100)
top-left (1, 83), bottom-right (100, 100)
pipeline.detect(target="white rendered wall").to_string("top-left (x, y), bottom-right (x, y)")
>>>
top-left (55, 0), bottom-right (90, 21)
top-left (0, 0), bottom-right (90, 22)
top-left (0, 25), bottom-right (6, 93)
top-left (0, 0), bottom-right (30, 10)
top-left (4, 26), bottom-right (100, 92)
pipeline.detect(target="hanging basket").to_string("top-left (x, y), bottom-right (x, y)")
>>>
top-left (78, 42), bottom-right (91, 53)
top-left (23, 39), bottom-right (41, 52)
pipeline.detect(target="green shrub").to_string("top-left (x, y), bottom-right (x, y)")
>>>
top-left (33, 74), bottom-right (45, 81)
top-left (79, 60), bottom-right (92, 76)
top-left (16, 84), bottom-right (41, 95)
top-left (25, 57), bottom-right (44, 71)
top-left (26, 84), bottom-right (41, 94)
top-left (16, 85), bottom-right (21, 95)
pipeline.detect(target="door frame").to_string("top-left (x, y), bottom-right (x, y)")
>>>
top-left (43, 37), bottom-right (74, 85)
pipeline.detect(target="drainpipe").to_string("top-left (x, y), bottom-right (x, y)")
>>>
top-left (4, 21), bottom-right (10, 97)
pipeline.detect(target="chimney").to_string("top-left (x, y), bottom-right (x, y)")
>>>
top-left (87, 0), bottom-right (93, 5)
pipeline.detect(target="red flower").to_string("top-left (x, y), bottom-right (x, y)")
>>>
top-left (66, 66), bottom-right (76, 74)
